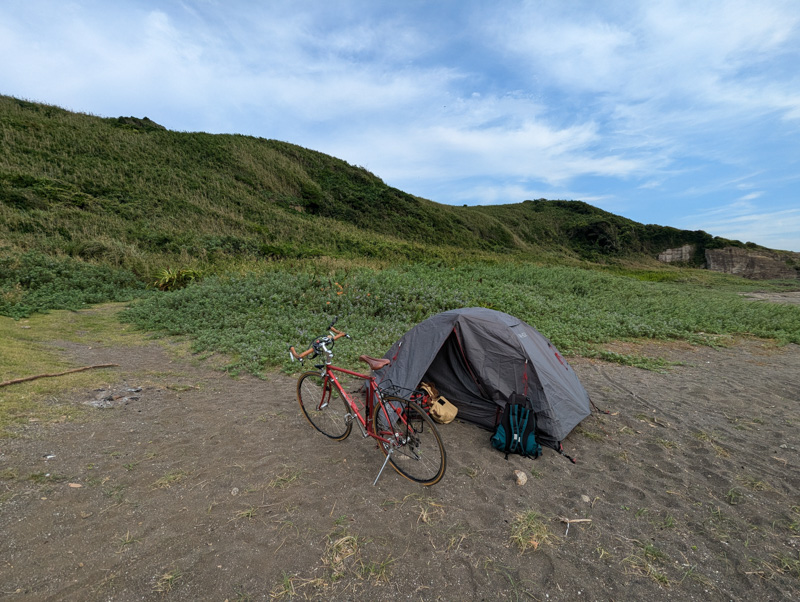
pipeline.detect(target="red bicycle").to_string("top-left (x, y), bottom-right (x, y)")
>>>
top-left (289, 319), bottom-right (446, 486)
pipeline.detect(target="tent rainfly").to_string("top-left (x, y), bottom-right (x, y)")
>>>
top-left (375, 307), bottom-right (591, 450)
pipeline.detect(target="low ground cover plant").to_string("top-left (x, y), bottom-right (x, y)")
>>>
top-left (120, 261), bottom-right (800, 376)
top-left (0, 252), bottom-right (146, 319)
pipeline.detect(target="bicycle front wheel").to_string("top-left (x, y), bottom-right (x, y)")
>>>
top-left (297, 371), bottom-right (352, 440)
top-left (372, 396), bottom-right (446, 486)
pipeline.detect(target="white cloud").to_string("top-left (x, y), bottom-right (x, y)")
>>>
top-left (682, 203), bottom-right (800, 250)
top-left (738, 192), bottom-right (764, 201)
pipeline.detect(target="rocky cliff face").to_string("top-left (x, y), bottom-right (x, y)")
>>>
top-left (658, 244), bottom-right (695, 263)
top-left (705, 247), bottom-right (798, 280)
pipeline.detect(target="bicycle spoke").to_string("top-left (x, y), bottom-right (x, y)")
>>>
top-left (297, 371), bottom-right (352, 440)
top-left (372, 396), bottom-right (446, 486)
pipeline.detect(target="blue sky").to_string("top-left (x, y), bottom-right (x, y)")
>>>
top-left (2, 1), bottom-right (799, 251)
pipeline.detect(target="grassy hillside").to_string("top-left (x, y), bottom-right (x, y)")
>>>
top-left (1, 94), bottom-right (742, 274)
top-left (0, 95), bottom-right (519, 275)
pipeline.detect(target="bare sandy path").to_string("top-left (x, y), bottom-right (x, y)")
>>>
top-left (1, 337), bottom-right (799, 600)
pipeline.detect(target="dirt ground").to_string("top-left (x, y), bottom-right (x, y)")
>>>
top-left (1, 319), bottom-right (799, 600)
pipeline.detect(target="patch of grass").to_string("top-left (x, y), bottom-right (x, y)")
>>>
top-left (104, 484), bottom-right (126, 503)
top-left (736, 474), bottom-right (772, 492)
top-left (749, 553), bottom-right (800, 581)
top-left (460, 466), bottom-right (479, 479)
top-left (679, 564), bottom-right (714, 589)
top-left (27, 471), bottom-right (67, 483)
top-left (624, 544), bottom-right (671, 587)
top-left (773, 553), bottom-right (800, 579)
top-left (660, 515), bottom-right (677, 529)
top-left (789, 506), bottom-right (800, 533)
top-left (270, 572), bottom-right (306, 600)
top-left (231, 585), bottom-right (253, 602)
top-left (726, 489), bottom-right (743, 505)
top-left (398, 493), bottom-right (445, 524)
top-left (268, 468), bottom-right (302, 490)
top-left (358, 556), bottom-right (394, 584)
top-left (702, 504), bottom-right (739, 543)
top-left (152, 568), bottom-right (182, 593)
top-left (574, 425), bottom-right (604, 441)
top-left (233, 506), bottom-right (258, 521)
top-left (509, 510), bottom-right (556, 553)
top-left (656, 438), bottom-right (677, 449)
top-left (151, 469), bottom-right (187, 489)
top-left (116, 530), bottom-right (139, 553)
top-left (153, 267), bottom-right (203, 292)
top-left (642, 543), bottom-right (667, 562)
top-left (0, 468), bottom-right (18, 480)
top-left (712, 443), bottom-right (730, 458)
top-left (165, 384), bottom-right (196, 392)
top-left (322, 530), bottom-right (362, 582)
top-left (587, 349), bottom-right (674, 372)
top-left (441, 522), bottom-right (473, 554)
top-left (0, 304), bottom-right (149, 436)
top-left (482, 559), bottom-right (538, 599)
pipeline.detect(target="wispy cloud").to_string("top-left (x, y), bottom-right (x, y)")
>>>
top-left (681, 203), bottom-right (800, 250)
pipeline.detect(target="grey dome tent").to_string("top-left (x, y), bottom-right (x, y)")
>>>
top-left (375, 308), bottom-right (591, 450)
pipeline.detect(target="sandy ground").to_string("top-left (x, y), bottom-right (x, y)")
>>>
top-left (1, 330), bottom-right (799, 600)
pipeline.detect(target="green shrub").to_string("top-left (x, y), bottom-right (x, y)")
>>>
top-left (121, 262), bottom-right (800, 376)
top-left (0, 252), bottom-right (147, 319)
top-left (153, 267), bottom-right (204, 291)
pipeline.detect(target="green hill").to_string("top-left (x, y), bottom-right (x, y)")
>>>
top-left (1, 94), bottom-right (745, 277)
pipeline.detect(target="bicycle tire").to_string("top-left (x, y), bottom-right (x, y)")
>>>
top-left (372, 395), bottom-right (446, 486)
top-left (297, 371), bottom-right (352, 440)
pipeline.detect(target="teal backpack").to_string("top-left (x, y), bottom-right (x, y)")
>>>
top-left (491, 395), bottom-right (542, 460)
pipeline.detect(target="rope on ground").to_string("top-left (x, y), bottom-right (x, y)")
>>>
top-left (0, 364), bottom-right (119, 388)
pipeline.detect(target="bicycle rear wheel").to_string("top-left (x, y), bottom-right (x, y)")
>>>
top-left (372, 396), bottom-right (446, 486)
top-left (297, 371), bottom-right (352, 440)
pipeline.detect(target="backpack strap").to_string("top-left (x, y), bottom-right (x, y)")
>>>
top-left (516, 407), bottom-right (530, 455)
top-left (505, 405), bottom-right (516, 458)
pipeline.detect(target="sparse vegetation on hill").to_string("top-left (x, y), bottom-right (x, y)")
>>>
top-left (1, 94), bottom-right (742, 277)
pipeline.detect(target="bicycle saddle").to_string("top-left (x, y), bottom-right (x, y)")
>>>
top-left (359, 355), bottom-right (390, 370)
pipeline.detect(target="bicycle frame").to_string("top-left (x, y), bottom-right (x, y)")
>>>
top-left (300, 338), bottom-right (393, 440)
top-left (318, 363), bottom-right (381, 437)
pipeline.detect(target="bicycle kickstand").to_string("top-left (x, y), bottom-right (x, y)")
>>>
top-left (373, 448), bottom-right (394, 486)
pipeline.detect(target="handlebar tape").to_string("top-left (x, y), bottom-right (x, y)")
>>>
top-left (289, 346), bottom-right (315, 359)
